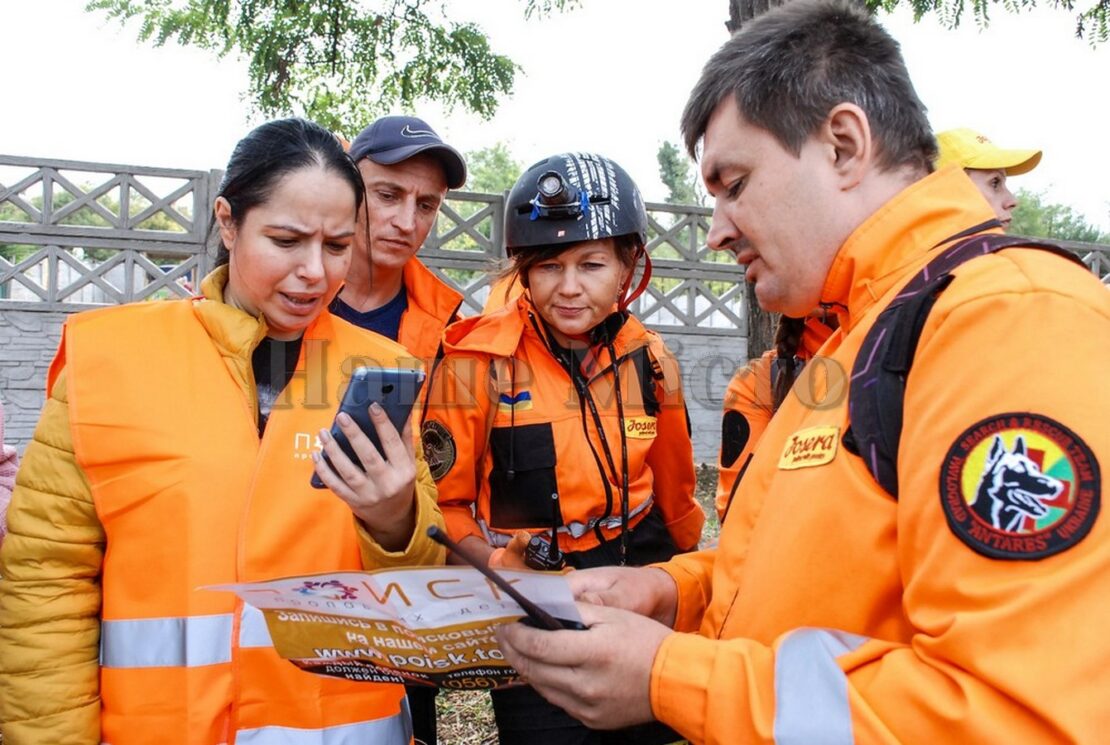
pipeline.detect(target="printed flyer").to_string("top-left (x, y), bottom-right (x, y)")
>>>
top-left (214, 566), bottom-right (581, 690)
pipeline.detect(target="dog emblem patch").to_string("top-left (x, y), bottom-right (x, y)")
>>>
top-left (940, 413), bottom-right (1100, 560)
top-left (421, 421), bottom-right (457, 482)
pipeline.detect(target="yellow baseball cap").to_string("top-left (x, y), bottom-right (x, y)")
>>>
top-left (935, 128), bottom-right (1042, 176)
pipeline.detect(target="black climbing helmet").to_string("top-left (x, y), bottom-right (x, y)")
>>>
top-left (504, 152), bottom-right (648, 256)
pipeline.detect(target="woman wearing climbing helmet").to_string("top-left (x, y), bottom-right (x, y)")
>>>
top-left (421, 151), bottom-right (703, 744)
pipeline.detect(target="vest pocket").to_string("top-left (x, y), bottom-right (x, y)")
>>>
top-left (488, 423), bottom-right (560, 529)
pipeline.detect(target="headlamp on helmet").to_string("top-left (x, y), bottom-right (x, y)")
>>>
top-left (530, 170), bottom-right (591, 221)
top-left (504, 152), bottom-right (648, 256)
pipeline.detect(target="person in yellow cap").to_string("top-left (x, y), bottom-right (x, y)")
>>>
top-left (936, 128), bottom-right (1041, 229)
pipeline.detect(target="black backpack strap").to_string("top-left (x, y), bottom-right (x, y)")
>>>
top-left (844, 233), bottom-right (1084, 498)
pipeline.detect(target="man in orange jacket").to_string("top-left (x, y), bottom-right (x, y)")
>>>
top-left (332, 115), bottom-right (469, 364)
top-left (333, 117), bottom-right (468, 744)
top-left (715, 124), bottom-right (1043, 525)
top-left (496, 2), bottom-right (1110, 743)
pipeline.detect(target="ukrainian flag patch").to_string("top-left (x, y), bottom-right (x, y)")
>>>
top-left (498, 391), bottom-right (533, 412)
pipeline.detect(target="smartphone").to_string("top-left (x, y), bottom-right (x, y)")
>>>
top-left (310, 367), bottom-right (426, 489)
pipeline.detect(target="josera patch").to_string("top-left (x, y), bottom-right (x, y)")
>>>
top-left (940, 413), bottom-right (1100, 560)
top-left (624, 416), bottom-right (657, 440)
top-left (778, 425), bottom-right (839, 470)
top-left (421, 420), bottom-right (457, 482)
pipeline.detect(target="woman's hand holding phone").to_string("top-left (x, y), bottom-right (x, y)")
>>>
top-left (312, 402), bottom-right (417, 552)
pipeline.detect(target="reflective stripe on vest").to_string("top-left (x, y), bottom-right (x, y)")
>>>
top-left (101, 609), bottom-right (277, 667)
top-left (235, 708), bottom-right (412, 745)
top-left (107, 707), bottom-right (411, 745)
top-left (101, 615), bottom-right (233, 668)
top-left (773, 628), bottom-right (868, 745)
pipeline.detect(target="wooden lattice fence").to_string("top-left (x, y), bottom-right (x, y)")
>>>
top-left (2, 154), bottom-right (1108, 459)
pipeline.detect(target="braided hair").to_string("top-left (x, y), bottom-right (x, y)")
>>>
top-left (771, 315), bottom-right (807, 412)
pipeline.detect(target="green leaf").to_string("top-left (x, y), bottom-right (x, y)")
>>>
top-left (84, 0), bottom-right (582, 133)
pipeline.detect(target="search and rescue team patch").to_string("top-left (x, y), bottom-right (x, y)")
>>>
top-left (421, 421), bottom-right (456, 482)
top-left (940, 413), bottom-right (1100, 560)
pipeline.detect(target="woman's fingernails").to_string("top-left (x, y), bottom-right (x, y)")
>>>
top-left (370, 402), bottom-right (384, 415)
top-left (337, 412), bottom-right (352, 426)
top-left (319, 428), bottom-right (332, 442)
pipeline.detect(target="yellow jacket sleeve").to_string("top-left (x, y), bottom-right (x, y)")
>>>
top-left (356, 428), bottom-right (446, 568)
top-left (0, 369), bottom-right (103, 744)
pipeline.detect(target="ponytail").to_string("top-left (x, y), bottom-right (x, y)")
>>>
top-left (771, 315), bottom-right (806, 412)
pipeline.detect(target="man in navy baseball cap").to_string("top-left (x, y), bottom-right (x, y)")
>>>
top-left (336, 114), bottom-right (470, 744)
top-left (348, 115), bottom-right (467, 189)
top-left (333, 115), bottom-right (468, 378)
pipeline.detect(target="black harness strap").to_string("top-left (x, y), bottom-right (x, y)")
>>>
top-left (843, 233), bottom-right (1084, 498)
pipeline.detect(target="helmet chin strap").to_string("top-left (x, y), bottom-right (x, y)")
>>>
top-left (618, 246), bottom-right (652, 311)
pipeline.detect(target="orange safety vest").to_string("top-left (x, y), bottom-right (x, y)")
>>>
top-left (54, 299), bottom-right (413, 745)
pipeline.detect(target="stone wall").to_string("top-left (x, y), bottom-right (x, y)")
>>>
top-left (0, 310), bottom-right (66, 454)
top-left (654, 329), bottom-right (746, 464)
top-left (0, 310), bottom-right (744, 465)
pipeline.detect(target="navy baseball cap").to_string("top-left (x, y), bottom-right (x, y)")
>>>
top-left (348, 115), bottom-right (467, 189)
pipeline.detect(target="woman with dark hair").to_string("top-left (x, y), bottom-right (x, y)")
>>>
top-left (421, 152), bottom-right (704, 744)
top-left (0, 117), bottom-right (444, 744)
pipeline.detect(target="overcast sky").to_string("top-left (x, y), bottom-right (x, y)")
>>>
top-left (2, 0), bottom-right (1108, 229)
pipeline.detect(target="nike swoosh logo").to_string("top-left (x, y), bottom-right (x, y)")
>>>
top-left (401, 125), bottom-right (436, 138)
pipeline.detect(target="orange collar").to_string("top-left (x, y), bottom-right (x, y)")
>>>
top-left (820, 166), bottom-right (997, 331)
top-left (402, 257), bottom-right (463, 319)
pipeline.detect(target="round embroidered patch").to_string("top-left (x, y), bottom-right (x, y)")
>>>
top-left (421, 420), bottom-right (456, 482)
top-left (940, 413), bottom-right (1100, 560)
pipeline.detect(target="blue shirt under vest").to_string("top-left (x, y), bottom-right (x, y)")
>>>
top-left (329, 286), bottom-right (408, 341)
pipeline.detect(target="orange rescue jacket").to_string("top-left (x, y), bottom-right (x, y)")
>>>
top-left (52, 296), bottom-right (425, 744)
top-left (715, 317), bottom-right (833, 521)
top-left (422, 296), bottom-right (703, 555)
top-left (653, 168), bottom-right (1110, 744)
top-left (397, 257), bottom-right (465, 363)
